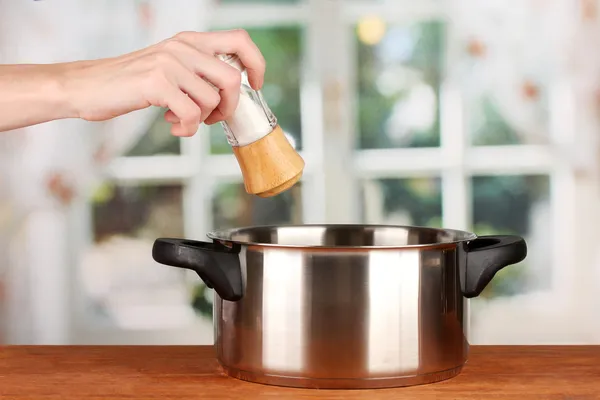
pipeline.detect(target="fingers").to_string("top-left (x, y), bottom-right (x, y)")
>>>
top-left (164, 110), bottom-right (179, 124)
top-left (164, 107), bottom-right (223, 127)
top-left (173, 65), bottom-right (221, 123)
top-left (203, 108), bottom-right (226, 126)
top-left (162, 39), bottom-right (241, 120)
top-left (149, 29), bottom-right (267, 134)
top-left (151, 55), bottom-right (221, 135)
top-left (175, 29), bottom-right (266, 90)
top-left (160, 84), bottom-right (201, 137)
top-left (196, 55), bottom-right (241, 122)
top-left (164, 106), bottom-right (225, 127)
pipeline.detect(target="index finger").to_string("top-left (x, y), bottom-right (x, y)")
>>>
top-left (177, 29), bottom-right (266, 90)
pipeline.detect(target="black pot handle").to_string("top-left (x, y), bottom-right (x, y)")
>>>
top-left (461, 235), bottom-right (527, 298)
top-left (152, 238), bottom-right (243, 301)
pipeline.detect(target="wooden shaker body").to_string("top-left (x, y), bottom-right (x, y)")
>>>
top-left (232, 125), bottom-right (304, 198)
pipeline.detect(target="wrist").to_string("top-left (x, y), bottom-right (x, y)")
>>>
top-left (46, 64), bottom-right (79, 120)
top-left (0, 64), bottom-right (81, 132)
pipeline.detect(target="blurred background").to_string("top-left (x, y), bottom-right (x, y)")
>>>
top-left (1, 0), bottom-right (600, 345)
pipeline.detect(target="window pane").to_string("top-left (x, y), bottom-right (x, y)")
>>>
top-left (355, 19), bottom-right (446, 149)
top-left (460, 6), bottom-right (552, 146)
top-left (92, 184), bottom-right (184, 241)
top-left (470, 175), bottom-right (551, 298)
top-left (468, 94), bottom-right (549, 146)
top-left (81, 183), bottom-right (196, 330)
top-left (360, 177), bottom-right (442, 227)
top-left (210, 26), bottom-right (303, 155)
top-left (212, 181), bottom-right (303, 229)
top-left (126, 109), bottom-right (180, 156)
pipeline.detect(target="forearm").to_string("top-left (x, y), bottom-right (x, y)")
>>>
top-left (0, 30), bottom-right (268, 135)
top-left (0, 64), bottom-right (77, 132)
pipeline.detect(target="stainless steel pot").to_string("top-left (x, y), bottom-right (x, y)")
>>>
top-left (152, 224), bottom-right (526, 389)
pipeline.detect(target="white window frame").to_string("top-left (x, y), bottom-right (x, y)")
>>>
top-left (70, 0), bottom-right (595, 344)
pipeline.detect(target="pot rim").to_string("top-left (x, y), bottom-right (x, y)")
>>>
top-left (206, 223), bottom-right (478, 249)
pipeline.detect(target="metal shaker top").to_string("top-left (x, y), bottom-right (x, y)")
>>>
top-left (217, 54), bottom-right (244, 72)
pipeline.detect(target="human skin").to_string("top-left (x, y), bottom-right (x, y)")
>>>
top-left (0, 29), bottom-right (266, 136)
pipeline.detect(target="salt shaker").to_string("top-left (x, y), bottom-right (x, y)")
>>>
top-left (217, 54), bottom-right (304, 198)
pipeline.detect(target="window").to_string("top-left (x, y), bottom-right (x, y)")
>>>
top-left (355, 19), bottom-right (445, 149)
top-left (74, 0), bottom-right (595, 345)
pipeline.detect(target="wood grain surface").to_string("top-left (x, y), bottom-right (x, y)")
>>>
top-left (1, 345), bottom-right (599, 399)
top-left (232, 124), bottom-right (304, 197)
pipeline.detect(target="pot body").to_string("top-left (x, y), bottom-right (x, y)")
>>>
top-left (214, 243), bottom-right (468, 388)
top-left (152, 224), bottom-right (526, 389)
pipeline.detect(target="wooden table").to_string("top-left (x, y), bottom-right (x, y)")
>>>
top-left (1, 345), bottom-right (599, 399)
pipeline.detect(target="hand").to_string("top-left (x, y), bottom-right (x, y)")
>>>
top-left (61, 29), bottom-right (266, 136)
